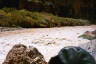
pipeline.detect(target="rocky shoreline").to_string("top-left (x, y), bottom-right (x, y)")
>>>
top-left (0, 25), bottom-right (96, 64)
top-left (0, 27), bottom-right (24, 32)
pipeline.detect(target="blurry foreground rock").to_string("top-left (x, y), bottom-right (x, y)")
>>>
top-left (49, 46), bottom-right (96, 64)
top-left (3, 44), bottom-right (47, 64)
top-left (79, 30), bottom-right (96, 40)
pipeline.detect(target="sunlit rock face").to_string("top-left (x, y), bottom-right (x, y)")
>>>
top-left (3, 44), bottom-right (47, 64)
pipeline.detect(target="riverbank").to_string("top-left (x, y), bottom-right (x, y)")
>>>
top-left (0, 25), bottom-right (96, 64)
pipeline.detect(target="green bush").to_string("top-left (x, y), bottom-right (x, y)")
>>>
top-left (2, 8), bottom-right (17, 13)
top-left (0, 10), bottom-right (6, 15)
top-left (0, 8), bottom-right (90, 28)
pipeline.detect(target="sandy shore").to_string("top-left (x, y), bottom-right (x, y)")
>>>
top-left (0, 25), bottom-right (96, 64)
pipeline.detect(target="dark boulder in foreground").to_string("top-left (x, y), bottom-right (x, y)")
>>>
top-left (3, 44), bottom-right (47, 64)
top-left (49, 46), bottom-right (96, 64)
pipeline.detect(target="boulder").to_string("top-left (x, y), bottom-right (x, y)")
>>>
top-left (49, 46), bottom-right (96, 64)
top-left (79, 30), bottom-right (96, 40)
top-left (3, 44), bottom-right (47, 64)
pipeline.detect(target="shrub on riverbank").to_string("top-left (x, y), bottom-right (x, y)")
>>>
top-left (0, 8), bottom-right (89, 28)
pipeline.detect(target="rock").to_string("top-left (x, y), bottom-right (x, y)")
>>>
top-left (0, 27), bottom-right (23, 32)
top-left (80, 39), bottom-right (96, 60)
top-left (3, 44), bottom-right (47, 64)
top-left (79, 30), bottom-right (96, 40)
top-left (49, 46), bottom-right (96, 64)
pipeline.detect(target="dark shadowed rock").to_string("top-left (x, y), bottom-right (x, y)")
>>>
top-left (3, 44), bottom-right (47, 64)
top-left (49, 46), bottom-right (96, 64)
